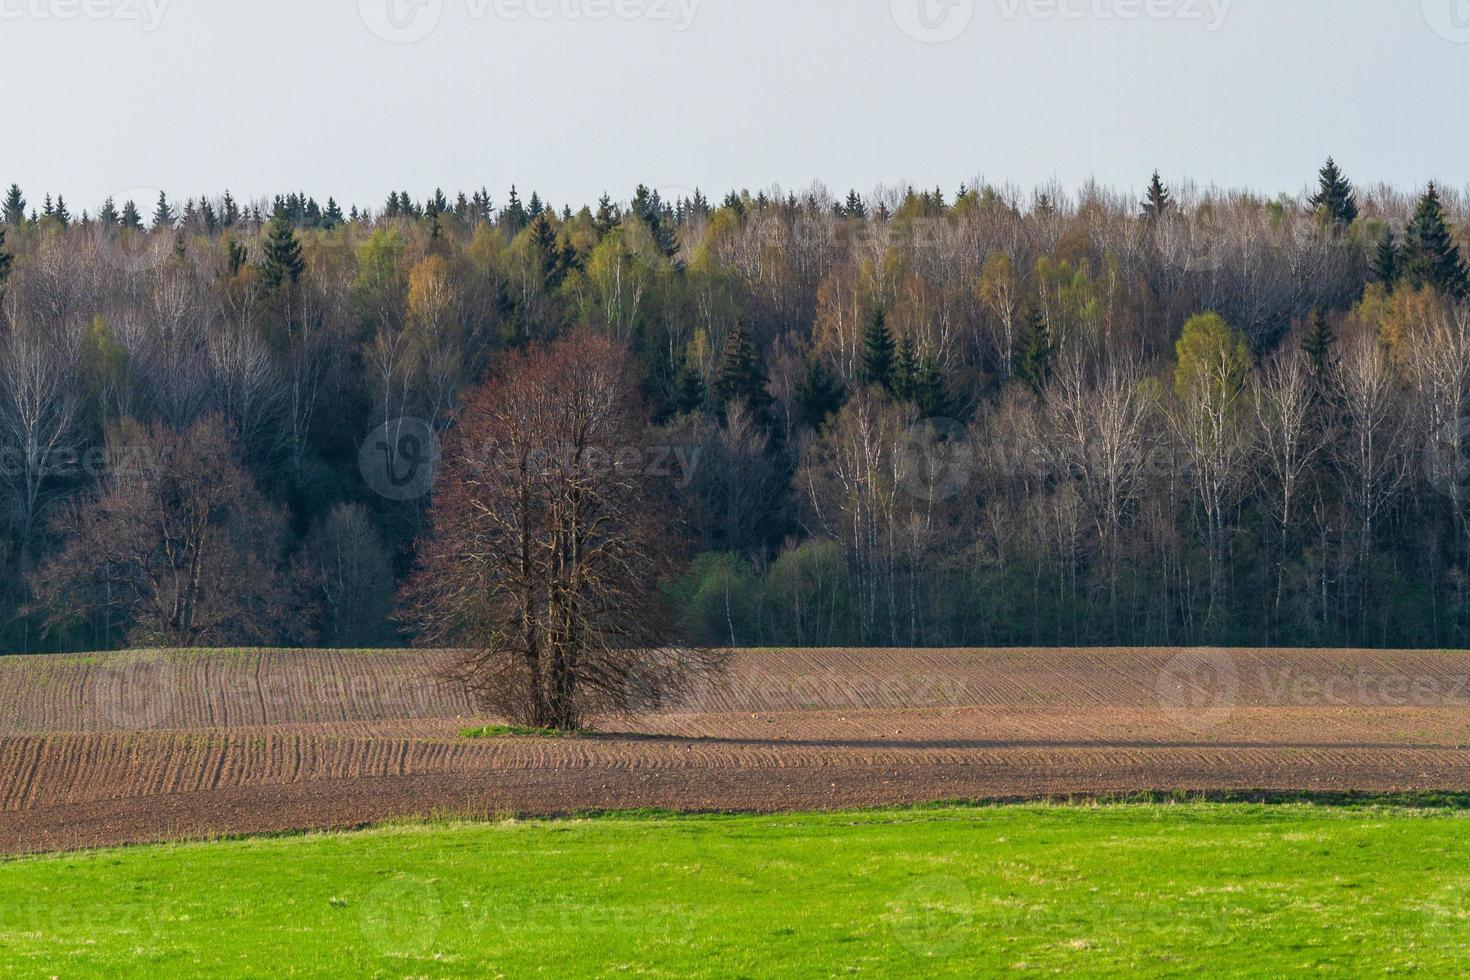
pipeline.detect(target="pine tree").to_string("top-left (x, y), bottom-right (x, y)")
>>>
top-left (1142, 171), bottom-right (1171, 221)
top-left (225, 237), bottom-right (249, 278)
top-left (594, 193), bottom-right (619, 236)
top-left (259, 212), bottom-right (305, 293)
top-left (119, 200), bottom-right (144, 231)
top-left (97, 198), bottom-right (118, 227)
top-left (322, 198), bottom-right (344, 229)
top-left (502, 185), bottom-right (527, 233)
top-left (200, 199), bottom-right (218, 234)
top-left (793, 357), bottom-right (846, 431)
top-left (151, 191), bottom-right (175, 231)
top-left (41, 194), bottom-right (53, 219)
top-left (1371, 230), bottom-right (1399, 291)
top-left (2, 184), bottom-right (24, 226)
top-left (1401, 183), bottom-right (1470, 299)
top-left (1301, 308), bottom-right (1336, 395)
top-left (893, 333), bottom-right (920, 402)
top-left (1017, 307), bottom-right (1053, 394)
top-left (714, 323), bottom-right (772, 422)
top-left (857, 308), bottom-right (896, 392)
top-left (844, 190), bottom-right (867, 220)
top-left (221, 191), bottom-right (240, 228)
top-left (53, 195), bottom-right (70, 228)
top-left (1308, 157), bottom-right (1358, 231)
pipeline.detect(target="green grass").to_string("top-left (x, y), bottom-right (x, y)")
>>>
top-left (3, 803), bottom-right (1470, 977)
top-left (460, 723), bottom-right (568, 739)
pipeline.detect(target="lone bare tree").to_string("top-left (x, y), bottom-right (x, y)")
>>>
top-left (402, 332), bottom-right (718, 731)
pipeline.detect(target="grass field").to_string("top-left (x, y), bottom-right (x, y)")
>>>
top-left (3, 803), bottom-right (1470, 977)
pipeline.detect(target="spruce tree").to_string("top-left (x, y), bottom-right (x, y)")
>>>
top-left (714, 323), bottom-right (772, 423)
top-left (913, 350), bottom-right (954, 419)
top-left (1371, 229), bottom-right (1399, 291)
top-left (1142, 171), bottom-right (1171, 221)
top-left (0, 227), bottom-right (13, 296)
top-left (594, 193), bottom-right (619, 236)
top-left (857, 308), bottom-right (896, 392)
top-left (259, 212), bottom-right (305, 293)
top-left (793, 357), bottom-right (846, 431)
top-left (1017, 308), bottom-right (1053, 394)
top-left (98, 198), bottom-right (119, 228)
top-left (1401, 183), bottom-right (1470, 299)
top-left (2, 184), bottom-right (24, 227)
top-left (119, 200), bottom-right (144, 231)
top-left (53, 195), bottom-right (70, 228)
top-left (323, 198), bottom-right (344, 229)
top-left (1301, 308), bottom-right (1336, 395)
top-left (151, 191), bottom-right (175, 231)
top-left (673, 363), bottom-right (707, 416)
top-left (893, 333), bottom-right (919, 402)
top-left (844, 190), bottom-right (867, 220)
top-left (221, 191), bottom-right (240, 228)
top-left (1308, 157), bottom-right (1358, 231)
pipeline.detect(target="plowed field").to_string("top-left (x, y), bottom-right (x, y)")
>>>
top-left (3, 647), bottom-right (1470, 854)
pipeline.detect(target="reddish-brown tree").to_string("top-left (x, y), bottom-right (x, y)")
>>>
top-left (29, 415), bottom-right (308, 648)
top-left (401, 332), bottom-right (717, 730)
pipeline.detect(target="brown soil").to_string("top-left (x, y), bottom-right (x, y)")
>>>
top-left (3, 647), bottom-right (1470, 854)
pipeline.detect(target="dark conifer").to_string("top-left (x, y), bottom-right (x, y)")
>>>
top-left (793, 357), bottom-right (847, 432)
top-left (1017, 307), bottom-right (1053, 394)
top-left (1401, 183), bottom-right (1470, 299)
top-left (857, 308), bottom-right (896, 392)
top-left (1142, 171), bottom-right (1171, 221)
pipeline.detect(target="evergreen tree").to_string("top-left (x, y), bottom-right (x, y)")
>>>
top-left (0, 226), bottom-right (12, 297)
top-left (673, 362), bottom-right (707, 416)
top-left (221, 191), bottom-right (240, 228)
top-left (913, 350), bottom-right (954, 419)
top-left (1371, 229), bottom-right (1399, 291)
top-left (857, 308), bottom-right (896, 391)
top-left (119, 200), bottom-right (144, 231)
top-left (844, 190), bottom-right (867, 220)
top-left (1142, 171), bottom-right (1171, 221)
top-left (151, 191), bottom-right (175, 231)
top-left (594, 193), bottom-right (619, 236)
top-left (714, 323), bottom-right (772, 422)
top-left (53, 195), bottom-right (70, 227)
top-left (1401, 183), bottom-right (1470, 299)
top-left (225, 237), bottom-right (249, 278)
top-left (200, 199), bottom-right (218, 234)
top-left (501, 185), bottom-right (527, 233)
top-left (259, 212), bottom-right (305, 293)
top-left (98, 198), bottom-right (119, 227)
top-left (1302, 308), bottom-right (1336, 387)
top-left (1017, 307), bottom-right (1053, 394)
top-left (322, 198), bottom-right (344, 229)
top-left (1308, 157), bottom-right (1358, 231)
top-left (893, 333), bottom-right (920, 402)
top-left (41, 194), bottom-right (54, 219)
top-left (384, 191), bottom-right (402, 218)
top-left (2, 184), bottom-right (24, 226)
top-left (793, 356), bottom-right (846, 431)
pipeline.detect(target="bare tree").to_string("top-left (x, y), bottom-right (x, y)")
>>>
top-left (402, 332), bottom-right (720, 730)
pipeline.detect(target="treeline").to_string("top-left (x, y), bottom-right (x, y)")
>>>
top-left (1, 160), bottom-right (1469, 652)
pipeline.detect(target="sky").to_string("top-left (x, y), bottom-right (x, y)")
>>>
top-left (4, 0), bottom-right (1470, 214)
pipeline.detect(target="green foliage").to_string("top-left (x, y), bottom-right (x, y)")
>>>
top-left (1301, 308), bottom-right (1335, 384)
top-left (1401, 182), bottom-right (1470, 299)
top-left (664, 551), bottom-right (762, 646)
top-left (1371, 229), bottom-right (1399, 291)
top-left (1173, 311), bottom-right (1252, 406)
top-left (1141, 170), bottom-right (1171, 220)
top-left (1, 183), bottom-right (24, 226)
top-left (857, 307), bottom-right (895, 391)
top-left (713, 324), bottom-right (771, 423)
top-left (1016, 307), bottom-right (1052, 393)
top-left (460, 724), bottom-right (565, 739)
top-left (259, 212), bottom-right (305, 293)
top-left (1308, 156), bottom-right (1358, 231)
top-left (793, 356), bottom-right (846, 431)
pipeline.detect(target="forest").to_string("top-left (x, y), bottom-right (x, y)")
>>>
top-left (1, 160), bottom-right (1469, 653)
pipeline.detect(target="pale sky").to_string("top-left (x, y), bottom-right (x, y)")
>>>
top-left (4, 0), bottom-right (1470, 214)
